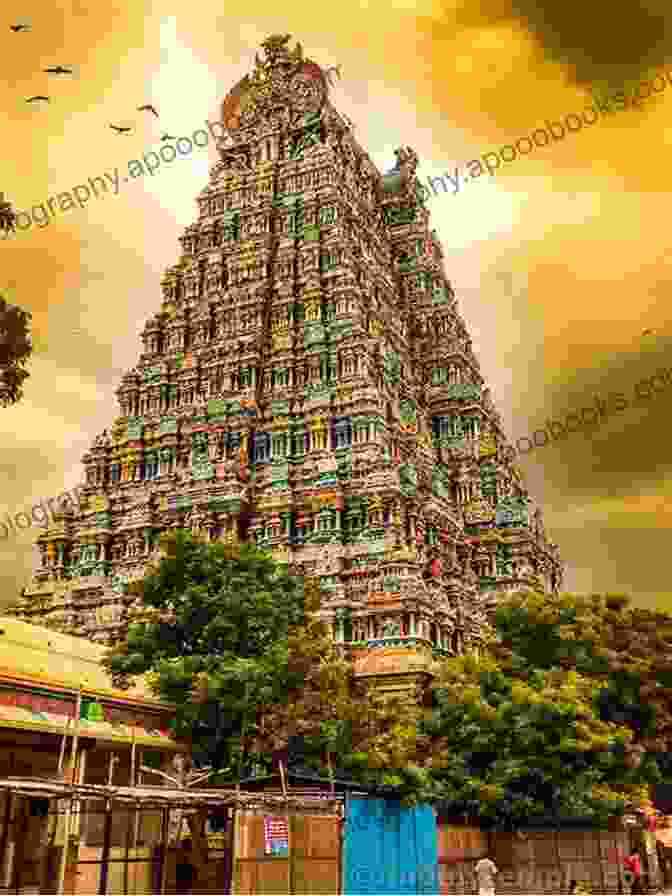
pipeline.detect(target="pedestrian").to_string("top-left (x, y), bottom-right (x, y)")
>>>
top-left (624, 848), bottom-right (643, 894)
top-left (474, 855), bottom-right (499, 896)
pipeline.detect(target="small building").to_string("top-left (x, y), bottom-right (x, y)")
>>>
top-left (0, 615), bottom-right (184, 892)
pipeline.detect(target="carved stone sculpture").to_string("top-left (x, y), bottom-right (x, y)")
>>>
top-left (13, 34), bottom-right (563, 676)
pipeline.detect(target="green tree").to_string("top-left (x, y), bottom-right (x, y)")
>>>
top-left (103, 532), bottom-right (319, 773)
top-left (250, 613), bottom-right (428, 799)
top-left (105, 562), bottom-right (672, 816)
top-left (0, 294), bottom-right (32, 407)
top-left (492, 591), bottom-right (672, 756)
top-left (103, 530), bottom-right (427, 792)
top-left (421, 650), bottom-right (651, 826)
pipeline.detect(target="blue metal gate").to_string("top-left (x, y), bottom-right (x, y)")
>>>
top-left (342, 795), bottom-right (439, 894)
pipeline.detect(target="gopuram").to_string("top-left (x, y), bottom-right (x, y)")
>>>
top-left (12, 36), bottom-right (563, 668)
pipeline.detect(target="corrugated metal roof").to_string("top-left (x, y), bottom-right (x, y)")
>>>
top-left (0, 615), bottom-right (163, 705)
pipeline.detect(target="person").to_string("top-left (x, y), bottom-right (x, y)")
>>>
top-left (569, 880), bottom-right (578, 894)
top-left (624, 848), bottom-right (643, 894)
top-left (475, 855), bottom-right (499, 896)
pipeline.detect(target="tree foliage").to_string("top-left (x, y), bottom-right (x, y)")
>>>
top-left (491, 591), bottom-right (672, 753)
top-left (103, 532), bottom-right (314, 771)
top-left (411, 589), bottom-right (670, 825)
top-left (0, 294), bottom-right (32, 407)
top-left (420, 650), bottom-right (649, 826)
top-left (105, 556), bottom-right (672, 820)
top-left (102, 532), bottom-right (423, 784)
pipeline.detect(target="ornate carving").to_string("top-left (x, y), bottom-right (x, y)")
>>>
top-left (16, 35), bottom-right (563, 663)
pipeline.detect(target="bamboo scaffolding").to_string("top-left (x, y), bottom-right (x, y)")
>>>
top-left (0, 779), bottom-right (343, 813)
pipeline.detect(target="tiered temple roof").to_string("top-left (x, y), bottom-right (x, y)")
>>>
top-left (11, 35), bottom-right (563, 673)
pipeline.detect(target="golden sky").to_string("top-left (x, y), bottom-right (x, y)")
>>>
top-left (1, 0), bottom-right (671, 611)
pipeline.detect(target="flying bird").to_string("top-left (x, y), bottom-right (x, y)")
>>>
top-left (110, 124), bottom-right (132, 133)
top-left (137, 104), bottom-right (159, 118)
top-left (9, 22), bottom-right (31, 32)
top-left (160, 133), bottom-right (176, 141)
top-left (25, 96), bottom-right (49, 103)
top-left (43, 65), bottom-right (74, 75)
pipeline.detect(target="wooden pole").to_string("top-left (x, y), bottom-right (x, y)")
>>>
top-left (130, 720), bottom-right (138, 788)
top-left (107, 753), bottom-right (119, 787)
top-left (9, 800), bottom-right (30, 894)
top-left (158, 808), bottom-right (169, 894)
top-left (38, 799), bottom-right (54, 894)
top-left (57, 717), bottom-right (71, 777)
top-left (97, 800), bottom-right (113, 895)
top-left (131, 755), bottom-right (141, 857)
top-left (279, 761), bottom-right (292, 893)
top-left (57, 687), bottom-right (82, 895)
top-left (226, 808), bottom-right (236, 896)
top-left (56, 796), bottom-right (74, 895)
top-left (73, 745), bottom-right (87, 841)
top-left (0, 792), bottom-right (12, 889)
top-left (69, 688), bottom-right (82, 778)
top-left (327, 750), bottom-right (335, 796)
top-left (122, 801), bottom-right (133, 896)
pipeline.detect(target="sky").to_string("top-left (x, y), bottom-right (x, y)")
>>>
top-left (0, 0), bottom-right (671, 611)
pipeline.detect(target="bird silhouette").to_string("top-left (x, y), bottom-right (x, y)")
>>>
top-left (110, 124), bottom-right (132, 133)
top-left (26, 96), bottom-right (49, 103)
top-left (160, 133), bottom-right (176, 142)
top-left (137, 104), bottom-right (159, 118)
top-left (44, 65), bottom-right (74, 75)
top-left (642, 328), bottom-right (655, 337)
top-left (10, 22), bottom-right (31, 32)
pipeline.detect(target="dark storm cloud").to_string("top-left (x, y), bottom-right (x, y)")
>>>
top-left (519, 330), bottom-right (672, 503)
top-left (448, 0), bottom-right (672, 89)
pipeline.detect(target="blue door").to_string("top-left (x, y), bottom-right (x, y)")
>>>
top-left (342, 795), bottom-right (439, 894)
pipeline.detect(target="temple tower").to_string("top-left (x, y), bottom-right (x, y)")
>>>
top-left (12, 36), bottom-right (563, 666)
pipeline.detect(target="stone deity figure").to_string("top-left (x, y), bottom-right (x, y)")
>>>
top-left (380, 617), bottom-right (401, 638)
top-left (353, 620), bottom-right (367, 642)
top-left (186, 507), bottom-right (208, 536)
